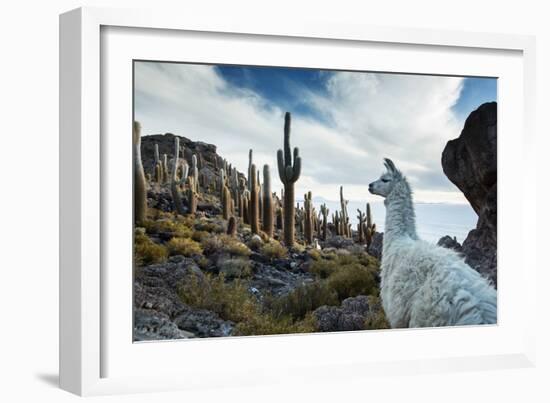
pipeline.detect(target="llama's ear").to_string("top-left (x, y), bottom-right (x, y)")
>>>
top-left (383, 158), bottom-right (397, 173)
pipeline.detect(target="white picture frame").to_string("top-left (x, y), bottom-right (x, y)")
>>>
top-left (59, 6), bottom-right (537, 396)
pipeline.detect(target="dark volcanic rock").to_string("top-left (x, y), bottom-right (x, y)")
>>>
top-left (314, 296), bottom-right (371, 332)
top-left (437, 235), bottom-right (462, 253)
top-left (442, 102), bottom-right (497, 286)
top-left (134, 258), bottom-right (235, 340)
top-left (134, 309), bottom-right (194, 341)
top-left (367, 232), bottom-right (384, 260)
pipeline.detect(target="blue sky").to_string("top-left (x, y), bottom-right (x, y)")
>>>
top-left (216, 65), bottom-right (496, 127)
top-left (135, 61), bottom-right (496, 204)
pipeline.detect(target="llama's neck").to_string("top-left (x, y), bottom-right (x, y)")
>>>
top-left (383, 178), bottom-right (418, 246)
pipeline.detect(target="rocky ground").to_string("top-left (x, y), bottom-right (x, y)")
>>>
top-left (134, 134), bottom-right (387, 341)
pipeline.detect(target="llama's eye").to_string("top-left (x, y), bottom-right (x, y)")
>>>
top-left (381, 178), bottom-right (390, 183)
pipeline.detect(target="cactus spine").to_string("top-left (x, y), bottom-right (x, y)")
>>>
top-left (170, 137), bottom-right (185, 215)
top-left (277, 112), bottom-right (301, 246)
top-left (249, 164), bottom-right (260, 234)
top-left (133, 121), bottom-right (147, 225)
top-left (304, 191), bottom-right (313, 244)
top-left (262, 164), bottom-right (274, 238)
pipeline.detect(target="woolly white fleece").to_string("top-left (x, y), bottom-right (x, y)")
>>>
top-left (377, 165), bottom-right (497, 328)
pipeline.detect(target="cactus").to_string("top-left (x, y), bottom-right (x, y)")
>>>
top-left (242, 190), bottom-right (250, 225)
top-left (133, 122), bottom-right (147, 225)
top-left (162, 154), bottom-right (169, 184)
top-left (262, 164), bottom-right (274, 238)
top-left (153, 143), bottom-right (161, 183)
top-left (304, 191), bottom-right (313, 244)
top-left (248, 149), bottom-right (253, 191)
top-left (220, 168), bottom-right (226, 201)
top-left (357, 209), bottom-right (366, 243)
top-left (191, 154), bottom-right (199, 193)
top-left (222, 183), bottom-right (231, 220)
top-left (249, 164), bottom-right (260, 234)
top-left (320, 203), bottom-right (329, 241)
top-left (227, 216), bottom-right (237, 237)
top-left (170, 137), bottom-right (185, 215)
top-left (364, 202), bottom-right (376, 248)
top-left (186, 176), bottom-right (197, 215)
top-left (277, 112), bottom-right (301, 246)
top-left (340, 186), bottom-right (350, 237)
top-left (180, 163), bottom-right (189, 187)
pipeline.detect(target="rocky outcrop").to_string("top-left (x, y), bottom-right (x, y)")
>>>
top-left (442, 102), bottom-right (497, 286)
top-left (313, 296), bottom-right (372, 332)
top-left (134, 257), bottom-right (234, 340)
top-left (437, 235), bottom-right (462, 253)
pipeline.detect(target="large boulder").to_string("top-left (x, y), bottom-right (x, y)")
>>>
top-left (314, 296), bottom-right (371, 332)
top-left (441, 102), bottom-right (497, 286)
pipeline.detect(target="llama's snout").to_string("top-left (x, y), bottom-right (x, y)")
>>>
top-left (368, 182), bottom-right (374, 192)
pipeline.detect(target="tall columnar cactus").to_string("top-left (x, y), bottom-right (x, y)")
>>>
top-left (192, 154), bottom-right (199, 193)
top-left (222, 183), bottom-right (231, 220)
top-left (304, 191), bottom-right (313, 245)
top-left (320, 203), bottom-right (329, 241)
top-left (364, 202), bottom-right (376, 248)
top-left (162, 154), bottom-right (169, 184)
top-left (133, 121), bottom-right (147, 225)
top-left (340, 186), bottom-right (350, 237)
top-left (262, 164), bottom-right (274, 238)
top-left (170, 137), bottom-right (185, 215)
top-left (227, 216), bottom-right (237, 237)
top-left (248, 149), bottom-right (253, 191)
top-left (219, 168), bottom-right (226, 201)
top-left (334, 211), bottom-right (340, 235)
top-left (153, 143), bottom-right (160, 182)
top-left (186, 176), bottom-right (197, 215)
top-left (277, 112), bottom-right (301, 246)
top-left (249, 164), bottom-right (260, 234)
top-left (180, 163), bottom-right (189, 187)
top-left (357, 209), bottom-right (366, 244)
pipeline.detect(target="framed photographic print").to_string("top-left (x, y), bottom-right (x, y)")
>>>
top-left (60, 7), bottom-right (537, 396)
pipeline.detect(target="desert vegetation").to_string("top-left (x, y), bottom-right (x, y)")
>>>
top-left (133, 112), bottom-right (388, 340)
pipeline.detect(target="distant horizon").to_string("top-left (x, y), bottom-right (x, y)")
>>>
top-left (134, 61), bottom-right (496, 204)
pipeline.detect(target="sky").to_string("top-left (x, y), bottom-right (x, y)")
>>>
top-left (134, 61), bottom-right (496, 204)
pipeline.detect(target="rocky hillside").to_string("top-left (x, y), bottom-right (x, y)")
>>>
top-left (134, 130), bottom-right (387, 341)
top-left (441, 102), bottom-right (497, 286)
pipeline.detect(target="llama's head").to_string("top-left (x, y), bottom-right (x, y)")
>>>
top-left (368, 158), bottom-right (403, 198)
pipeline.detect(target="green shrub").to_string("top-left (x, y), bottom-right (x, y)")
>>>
top-left (327, 263), bottom-right (377, 300)
top-left (191, 230), bottom-right (210, 242)
top-left (218, 257), bottom-right (252, 278)
top-left (364, 295), bottom-right (390, 330)
top-left (166, 237), bottom-right (203, 257)
top-left (177, 273), bottom-right (317, 336)
top-left (260, 240), bottom-right (288, 259)
top-left (269, 281), bottom-right (338, 320)
top-left (201, 234), bottom-right (251, 257)
top-left (134, 230), bottom-right (168, 266)
top-left (178, 273), bottom-right (256, 323)
top-left (143, 219), bottom-right (192, 238)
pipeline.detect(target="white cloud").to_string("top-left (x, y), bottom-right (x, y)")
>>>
top-left (135, 62), bottom-right (467, 204)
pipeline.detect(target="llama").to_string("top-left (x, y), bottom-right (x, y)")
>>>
top-left (368, 158), bottom-right (497, 328)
